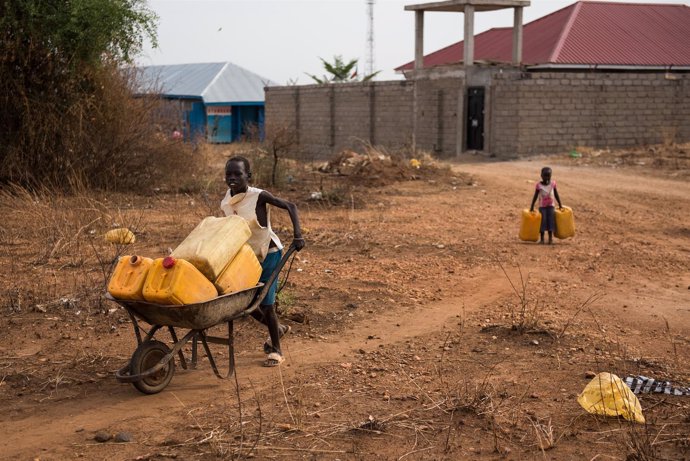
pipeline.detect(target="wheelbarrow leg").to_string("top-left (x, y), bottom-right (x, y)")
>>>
top-left (191, 334), bottom-right (198, 369)
top-left (197, 321), bottom-right (236, 379)
top-left (124, 309), bottom-right (161, 346)
top-left (167, 326), bottom-right (188, 370)
top-left (126, 310), bottom-right (143, 345)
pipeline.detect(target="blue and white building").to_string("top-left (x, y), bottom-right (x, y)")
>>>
top-left (136, 62), bottom-right (274, 143)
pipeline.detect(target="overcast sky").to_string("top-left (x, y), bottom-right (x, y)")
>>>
top-left (138, 0), bottom-right (688, 85)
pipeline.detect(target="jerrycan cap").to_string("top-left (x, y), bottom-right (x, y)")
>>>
top-left (129, 255), bottom-right (141, 265)
top-left (162, 256), bottom-right (176, 269)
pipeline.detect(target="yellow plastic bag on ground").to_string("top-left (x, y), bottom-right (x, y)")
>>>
top-left (104, 228), bottom-right (136, 244)
top-left (577, 372), bottom-right (645, 424)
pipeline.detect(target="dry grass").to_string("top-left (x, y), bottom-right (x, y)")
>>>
top-left (0, 184), bottom-right (148, 313)
top-left (497, 262), bottom-right (545, 334)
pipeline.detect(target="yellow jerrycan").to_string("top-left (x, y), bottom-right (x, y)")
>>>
top-left (107, 255), bottom-right (154, 301)
top-left (171, 216), bottom-right (251, 281)
top-left (214, 244), bottom-right (262, 295)
top-left (143, 256), bottom-right (218, 305)
top-left (519, 209), bottom-right (542, 242)
top-left (555, 206), bottom-right (575, 239)
top-left (104, 227), bottom-right (136, 244)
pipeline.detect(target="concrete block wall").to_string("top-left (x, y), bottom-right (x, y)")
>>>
top-left (298, 87), bottom-right (331, 158)
top-left (491, 72), bottom-right (690, 157)
top-left (267, 71), bottom-right (690, 160)
top-left (489, 77), bottom-right (520, 155)
top-left (266, 82), bottom-right (416, 160)
top-left (263, 86), bottom-right (295, 132)
top-left (415, 78), bottom-right (463, 155)
top-left (333, 84), bottom-right (372, 151)
top-left (373, 81), bottom-right (414, 149)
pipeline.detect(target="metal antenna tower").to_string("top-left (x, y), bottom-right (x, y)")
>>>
top-left (365, 0), bottom-right (375, 76)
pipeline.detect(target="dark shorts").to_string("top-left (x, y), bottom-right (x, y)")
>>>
top-left (539, 206), bottom-right (556, 232)
top-left (259, 249), bottom-right (282, 306)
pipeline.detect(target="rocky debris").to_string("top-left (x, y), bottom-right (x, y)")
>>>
top-left (94, 432), bottom-right (111, 443)
top-left (285, 311), bottom-right (307, 324)
top-left (114, 432), bottom-right (133, 443)
top-left (318, 150), bottom-right (388, 177)
top-left (315, 149), bottom-right (460, 187)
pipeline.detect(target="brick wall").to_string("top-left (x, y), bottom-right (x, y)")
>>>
top-left (372, 81), bottom-right (414, 150)
top-left (266, 82), bottom-right (413, 160)
top-left (266, 71), bottom-right (690, 160)
top-left (492, 72), bottom-right (690, 157)
top-left (415, 78), bottom-right (464, 155)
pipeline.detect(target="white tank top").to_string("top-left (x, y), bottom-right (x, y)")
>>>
top-left (220, 186), bottom-right (282, 261)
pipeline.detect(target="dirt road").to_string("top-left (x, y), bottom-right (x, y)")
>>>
top-left (1, 158), bottom-right (688, 460)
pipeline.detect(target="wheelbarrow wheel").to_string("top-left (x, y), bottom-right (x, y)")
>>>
top-left (130, 340), bottom-right (175, 394)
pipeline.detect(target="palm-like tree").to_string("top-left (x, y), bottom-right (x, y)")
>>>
top-left (307, 55), bottom-right (379, 84)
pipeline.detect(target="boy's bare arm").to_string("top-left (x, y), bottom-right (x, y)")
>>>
top-left (258, 191), bottom-right (305, 250)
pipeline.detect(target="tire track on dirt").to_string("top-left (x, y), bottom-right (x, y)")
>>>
top-left (287, 268), bottom-right (510, 358)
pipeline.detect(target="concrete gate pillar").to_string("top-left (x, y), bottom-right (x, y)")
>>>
top-left (405, 0), bottom-right (530, 156)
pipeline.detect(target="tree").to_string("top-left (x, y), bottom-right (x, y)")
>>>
top-left (0, 0), bottom-right (160, 189)
top-left (307, 55), bottom-right (380, 84)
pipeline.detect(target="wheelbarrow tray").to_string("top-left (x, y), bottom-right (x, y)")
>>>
top-left (106, 284), bottom-right (263, 330)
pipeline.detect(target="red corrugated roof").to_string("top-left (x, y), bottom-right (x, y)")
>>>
top-left (397, 1), bottom-right (690, 70)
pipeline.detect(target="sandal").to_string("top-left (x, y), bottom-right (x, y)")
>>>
top-left (263, 352), bottom-right (285, 367)
top-left (263, 325), bottom-right (291, 354)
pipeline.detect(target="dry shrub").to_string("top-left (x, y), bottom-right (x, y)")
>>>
top-left (497, 263), bottom-right (545, 334)
top-left (0, 62), bottom-right (201, 193)
top-left (241, 123), bottom-right (300, 187)
top-left (262, 124), bottom-right (299, 187)
top-left (624, 423), bottom-right (659, 461)
top-left (213, 124), bottom-right (301, 190)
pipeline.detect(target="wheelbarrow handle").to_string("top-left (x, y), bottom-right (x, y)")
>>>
top-left (242, 244), bottom-right (298, 317)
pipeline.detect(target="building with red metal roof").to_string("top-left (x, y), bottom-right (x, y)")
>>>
top-left (266, 0), bottom-right (689, 159)
top-left (398, 1), bottom-right (690, 72)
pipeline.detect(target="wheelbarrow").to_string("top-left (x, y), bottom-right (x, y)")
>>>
top-left (109, 245), bottom-right (296, 394)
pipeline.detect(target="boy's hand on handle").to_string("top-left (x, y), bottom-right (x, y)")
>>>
top-left (292, 237), bottom-right (305, 251)
top-left (529, 207), bottom-right (534, 212)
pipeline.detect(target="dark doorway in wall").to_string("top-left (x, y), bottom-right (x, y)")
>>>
top-left (466, 87), bottom-right (485, 151)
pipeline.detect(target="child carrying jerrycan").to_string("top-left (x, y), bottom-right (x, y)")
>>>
top-left (221, 156), bottom-right (305, 368)
top-left (529, 167), bottom-right (563, 244)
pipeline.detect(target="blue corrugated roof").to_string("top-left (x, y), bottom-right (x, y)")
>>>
top-left (136, 62), bottom-right (275, 103)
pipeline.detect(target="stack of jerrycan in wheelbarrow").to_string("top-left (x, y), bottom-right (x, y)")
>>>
top-left (106, 216), bottom-right (294, 394)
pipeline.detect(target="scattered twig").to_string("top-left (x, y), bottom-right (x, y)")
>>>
top-left (398, 446), bottom-right (433, 460)
top-left (252, 446), bottom-right (350, 454)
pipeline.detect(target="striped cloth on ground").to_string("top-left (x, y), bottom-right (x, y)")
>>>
top-left (624, 375), bottom-right (690, 396)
